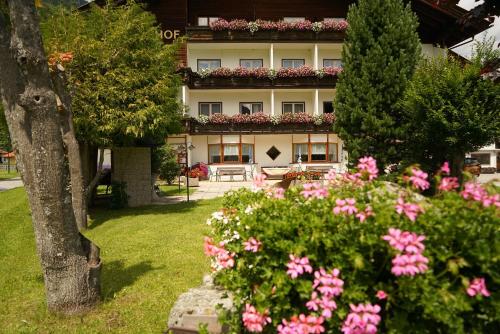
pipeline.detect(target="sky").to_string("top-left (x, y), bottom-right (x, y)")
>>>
top-left (453, 0), bottom-right (500, 58)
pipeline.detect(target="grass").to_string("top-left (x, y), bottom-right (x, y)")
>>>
top-left (0, 187), bottom-right (222, 333)
top-left (0, 169), bottom-right (19, 180)
top-left (158, 184), bottom-right (196, 197)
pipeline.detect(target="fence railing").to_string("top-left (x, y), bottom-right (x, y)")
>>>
top-left (0, 164), bottom-right (17, 172)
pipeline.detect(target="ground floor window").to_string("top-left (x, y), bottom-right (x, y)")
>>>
top-left (208, 142), bottom-right (255, 164)
top-left (471, 153), bottom-right (490, 165)
top-left (293, 141), bottom-right (338, 163)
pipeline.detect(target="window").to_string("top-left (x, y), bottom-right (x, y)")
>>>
top-left (471, 153), bottom-right (490, 165)
top-left (294, 144), bottom-right (309, 163)
top-left (209, 142), bottom-right (255, 164)
top-left (223, 144), bottom-right (239, 162)
top-left (197, 59), bottom-right (221, 71)
top-left (293, 141), bottom-right (339, 163)
top-left (209, 145), bottom-right (221, 163)
top-left (283, 102), bottom-right (305, 114)
top-left (240, 102), bottom-right (263, 115)
top-left (284, 17), bottom-right (305, 23)
top-left (198, 16), bottom-right (220, 26)
top-left (240, 59), bottom-right (263, 68)
top-left (242, 144), bottom-right (254, 163)
top-left (323, 59), bottom-right (342, 68)
top-left (311, 144), bottom-right (327, 161)
top-left (282, 59), bottom-right (305, 68)
top-left (199, 102), bottom-right (222, 116)
top-left (323, 101), bottom-right (334, 114)
top-left (328, 143), bottom-right (338, 162)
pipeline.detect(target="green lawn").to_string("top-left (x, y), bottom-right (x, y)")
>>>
top-left (158, 184), bottom-right (196, 197)
top-left (0, 169), bottom-right (19, 180)
top-left (0, 187), bottom-right (221, 333)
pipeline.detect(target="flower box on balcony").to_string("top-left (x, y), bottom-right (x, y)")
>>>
top-left (187, 28), bottom-right (345, 42)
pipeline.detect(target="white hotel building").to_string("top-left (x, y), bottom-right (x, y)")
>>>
top-left (146, 0), bottom-right (488, 178)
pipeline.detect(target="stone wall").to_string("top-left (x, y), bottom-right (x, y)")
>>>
top-left (112, 147), bottom-right (152, 207)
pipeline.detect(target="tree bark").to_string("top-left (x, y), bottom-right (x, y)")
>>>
top-left (0, 0), bottom-right (100, 314)
top-left (51, 64), bottom-right (87, 230)
top-left (451, 152), bottom-right (465, 184)
top-left (86, 147), bottom-right (105, 204)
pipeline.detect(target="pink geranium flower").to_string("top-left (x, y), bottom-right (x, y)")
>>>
top-left (301, 183), bottom-right (329, 199)
top-left (286, 255), bottom-right (313, 279)
top-left (333, 198), bottom-right (358, 215)
top-left (277, 314), bottom-right (325, 334)
top-left (376, 290), bottom-right (387, 300)
top-left (313, 268), bottom-right (344, 298)
top-left (408, 168), bottom-right (430, 191)
top-left (242, 304), bottom-right (272, 332)
top-left (243, 237), bottom-right (262, 252)
top-left (391, 253), bottom-right (429, 276)
top-left (438, 177), bottom-right (459, 192)
top-left (467, 277), bottom-right (490, 297)
top-left (252, 173), bottom-right (267, 191)
top-left (307, 292), bottom-right (338, 318)
top-left (440, 162), bottom-right (450, 175)
top-left (357, 156), bottom-right (379, 181)
top-left (342, 303), bottom-right (381, 334)
top-left (382, 228), bottom-right (426, 254)
top-left (395, 197), bottom-right (424, 222)
top-left (356, 206), bottom-right (374, 222)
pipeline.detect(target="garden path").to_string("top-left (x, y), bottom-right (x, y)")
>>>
top-left (0, 177), bottom-right (23, 192)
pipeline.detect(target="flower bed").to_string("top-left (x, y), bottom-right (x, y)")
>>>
top-left (194, 112), bottom-right (335, 126)
top-left (210, 19), bottom-right (348, 33)
top-left (204, 158), bottom-right (499, 333)
top-left (194, 66), bottom-right (342, 80)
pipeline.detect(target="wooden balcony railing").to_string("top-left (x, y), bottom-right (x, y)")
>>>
top-left (186, 27), bottom-right (345, 42)
top-left (183, 118), bottom-right (335, 135)
top-left (179, 68), bottom-right (338, 89)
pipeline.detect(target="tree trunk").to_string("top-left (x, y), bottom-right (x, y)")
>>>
top-left (451, 152), bottom-right (465, 184)
top-left (0, 0), bottom-right (101, 314)
top-left (51, 64), bottom-right (87, 230)
top-left (86, 147), bottom-right (105, 204)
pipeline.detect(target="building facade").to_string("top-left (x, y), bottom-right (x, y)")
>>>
top-left (144, 0), bottom-right (486, 178)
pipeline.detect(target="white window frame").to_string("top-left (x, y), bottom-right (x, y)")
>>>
top-left (323, 59), bottom-right (342, 68)
top-left (240, 59), bottom-right (263, 69)
top-left (239, 102), bottom-right (263, 115)
top-left (197, 59), bottom-right (221, 71)
top-left (282, 59), bottom-right (305, 69)
top-left (282, 102), bottom-right (305, 114)
top-left (199, 102), bottom-right (222, 116)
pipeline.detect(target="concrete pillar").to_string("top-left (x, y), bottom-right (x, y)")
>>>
top-left (314, 44), bottom-right (319, 70)
top-left (314, 89), bottom-right (319, 115)
top-left (270, 43), bottom-right (274, 70)
top-left (112, 147), bottom-right (152, 207)
top-left (271, 89), bottom-right (275, 116)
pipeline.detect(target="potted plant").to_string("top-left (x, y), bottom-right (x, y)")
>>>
top-left (185, 168), bottom-right (203, 187)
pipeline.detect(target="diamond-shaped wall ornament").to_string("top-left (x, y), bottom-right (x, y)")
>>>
top-left (266, 146), bottom-right (281, 160)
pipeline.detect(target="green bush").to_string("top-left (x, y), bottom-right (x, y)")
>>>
top-left (152, 144), bottom-right (180, 185)
top-left (109, 181), bottom-right (128, 209)
top-left (205, 159), bottom-right (499, 333)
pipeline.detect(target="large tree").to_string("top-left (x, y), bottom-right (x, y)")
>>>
top-left (334, 0), bottom-right (421, 168)
top-left (0, 0), bottom-right (100, 314)
top-left (41, 1), bottom-right (182, 213)
top-left (401, 55), bottom-right (500, 177)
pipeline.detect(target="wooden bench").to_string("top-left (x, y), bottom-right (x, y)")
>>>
top-left (216, 167), bottom-right (247, 181)
top-left (305, 165), bottom-right (334, 177)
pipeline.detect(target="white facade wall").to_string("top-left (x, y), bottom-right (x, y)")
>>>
top-left (186, 89), bottom-right (336, 117)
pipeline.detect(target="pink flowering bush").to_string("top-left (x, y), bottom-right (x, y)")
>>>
top-left (206, 158), bottom-right (499, 333)
top-left (277, 66), bottom-right (316, 78)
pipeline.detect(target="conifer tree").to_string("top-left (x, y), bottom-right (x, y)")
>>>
top-left (334, 0), bottom-right (421, 168)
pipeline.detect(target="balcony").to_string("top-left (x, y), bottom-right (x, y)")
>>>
top-left (186, 19), bottom-right (347, 43)
top-left (179, 67), bottom-right (339, 89)
top-left (183, 113), bottom-right (335, 135)
top-left (187, 26), bottom-right (345, 42)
